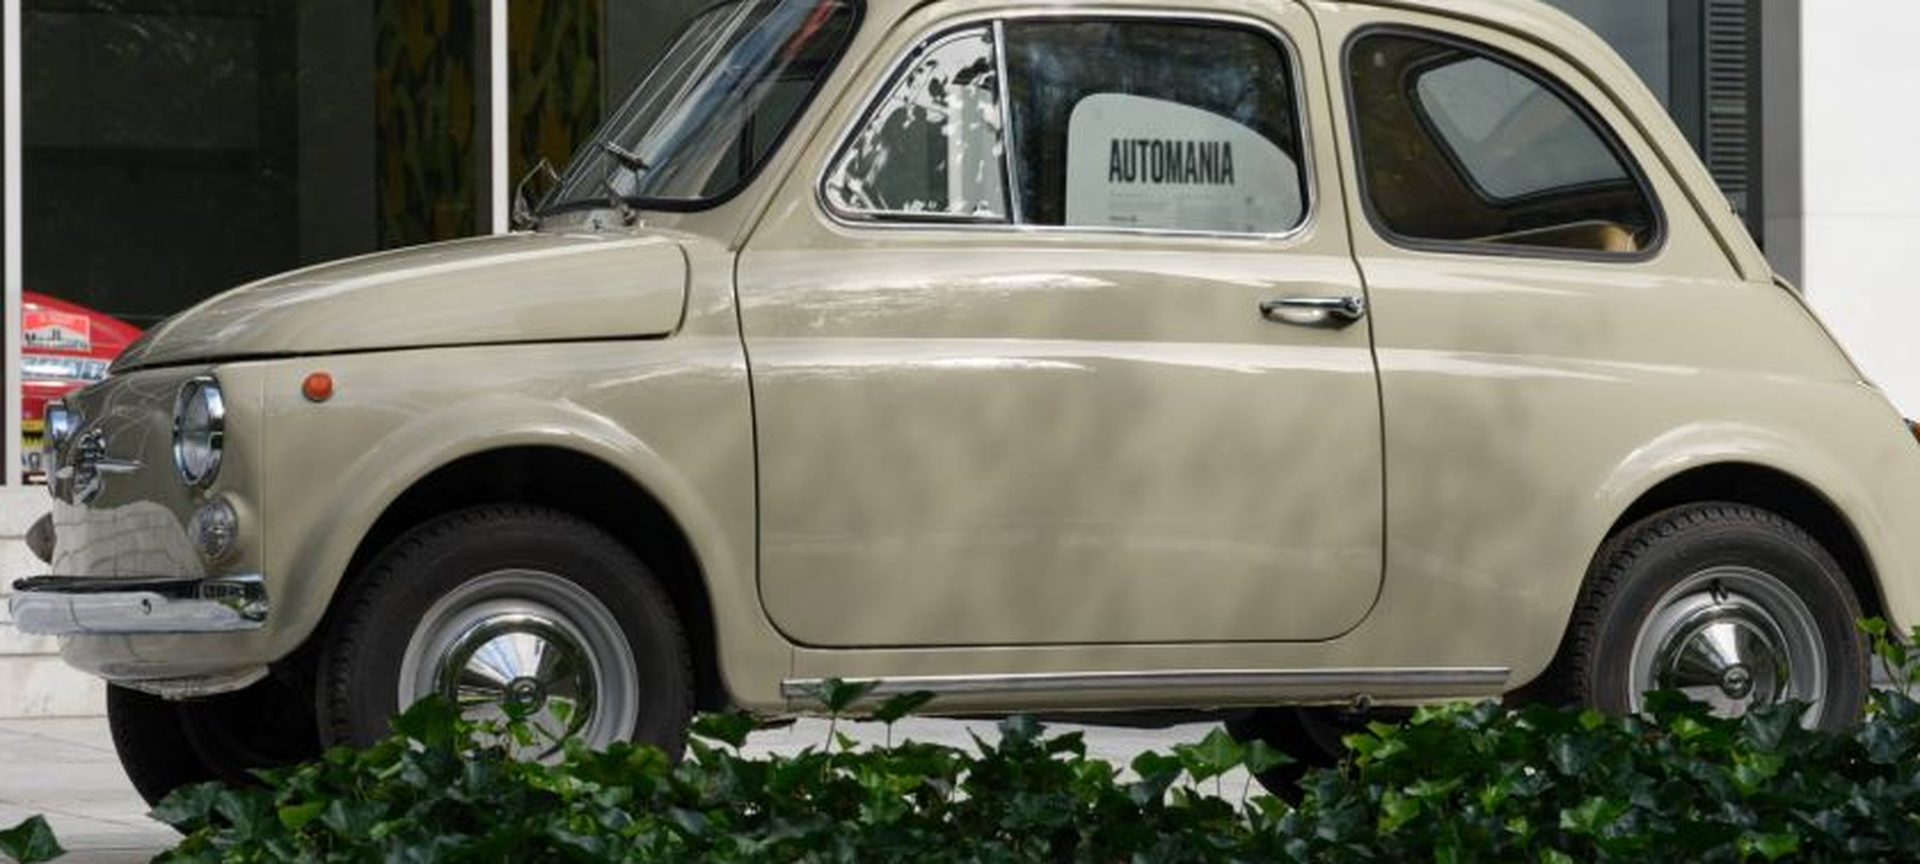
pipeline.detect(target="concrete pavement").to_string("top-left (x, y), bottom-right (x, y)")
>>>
top-left (0, 717), bottom-right (171, 864)
top-left (0, 714), bottom-right (1239, 863)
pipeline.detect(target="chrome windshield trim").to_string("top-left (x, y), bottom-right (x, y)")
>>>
top-left (782, 667), bottom-right (1511, 704)
top-left (8, 574), bottom-right (268, 635)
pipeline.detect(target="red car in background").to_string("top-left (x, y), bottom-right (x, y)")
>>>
top-left (21, 292), bottom-right (143, 475)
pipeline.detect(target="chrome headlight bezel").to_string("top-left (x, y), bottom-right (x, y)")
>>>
top-left (173, 376), bottom-right (226, 488)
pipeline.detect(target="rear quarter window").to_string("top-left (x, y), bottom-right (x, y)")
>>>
top-left (1347, 29), bottom-right (1660, 257)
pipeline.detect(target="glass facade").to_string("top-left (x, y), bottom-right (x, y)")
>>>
top-left (4, 1), bottom-right (495, 479)
top-left (0, 1), bottom-right (1781, 480)
top-left (21, 0), bottom-right (492, 327)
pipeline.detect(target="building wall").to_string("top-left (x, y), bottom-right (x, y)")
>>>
top-left (0, 488), bottom-right (101, 717)
top-left (1801, 1), bottom-right (1920, 416)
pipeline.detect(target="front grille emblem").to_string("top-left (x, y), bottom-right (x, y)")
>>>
top-left (53, 427), bottom-right (143, 505)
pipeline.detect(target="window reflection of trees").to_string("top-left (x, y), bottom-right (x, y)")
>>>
top-left (826, 30), bottom-right (1007, 218)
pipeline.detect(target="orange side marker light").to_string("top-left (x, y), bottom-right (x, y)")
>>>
top-left (303, 372), bottom-right (335, 403)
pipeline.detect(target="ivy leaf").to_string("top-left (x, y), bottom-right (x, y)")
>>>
top-left (1740, 831), bottom-right (1802, 861)
top-left (391, 695), bottom-right (464, 750)
top-left (0, 816), bottom-right (64, 864)
top-left (871, 691), bottom-right (937, 725)
top-left (998, 715), bottom-right (1045, 749)
top-left (1129, 751), bottom-right (1185, 805)
top-left (1241, 739), bottom-right (1295, 775)
top-left (1174, 728), bottom-right (1245, 783)
top-left (1378, 789), bottom-right (1421, 832)
top-left (804, 678), bottom-right (880, 714)
top-left (150, 781), bottom-right (223, 830)
top-left (691, 712), bottom-right (760, 749)
top-left (1558, 796), bottom-right (1624, 836)
top-left (276, 801), bottom-right (325, 832)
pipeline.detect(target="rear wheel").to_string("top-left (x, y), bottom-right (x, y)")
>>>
top-left (317, 506), bottom-right (694, 758)
top-left (1546, 502), bottom-right (1868, 729)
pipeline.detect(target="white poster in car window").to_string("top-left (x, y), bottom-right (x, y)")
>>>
top-left (1065, 94), bottom-right (1301, 234)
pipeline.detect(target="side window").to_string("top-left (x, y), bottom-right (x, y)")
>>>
top-left (823, 17), bottom-right (1311, 236)
top-left (1003, 20), bottom-right (1308, 235)
top-left (1348, 31), bottom-right (1658, 255)
top-left (823, 28), bottom-right (1008, 220)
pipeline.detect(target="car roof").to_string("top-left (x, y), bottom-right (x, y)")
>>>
top-left (859, 0), bottom-right (1626, 92)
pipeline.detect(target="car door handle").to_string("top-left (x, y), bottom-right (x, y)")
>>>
top-left (1259, 295), bottom-right (1368, 328)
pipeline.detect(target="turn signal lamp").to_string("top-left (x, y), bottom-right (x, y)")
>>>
top-left (302, 372), bottom-right (334, 403)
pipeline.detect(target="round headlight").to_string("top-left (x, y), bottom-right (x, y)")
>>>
top-left (173, 376), bottom-right (226, 488)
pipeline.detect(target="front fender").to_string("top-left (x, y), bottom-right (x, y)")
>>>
top-left (246, 336), bottom-right (786, 702)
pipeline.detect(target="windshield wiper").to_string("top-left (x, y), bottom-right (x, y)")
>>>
top-left (601, 141), bottom-right (652, 173)
top-left (598, 175), bottom-right (641, 227)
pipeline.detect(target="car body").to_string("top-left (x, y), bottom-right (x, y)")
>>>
top-left (11, 0), bottom-right (1920, 801)
top-left (18, 292), bottom-right (142, 475)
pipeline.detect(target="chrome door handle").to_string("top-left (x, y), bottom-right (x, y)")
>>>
top-left (1259, 295), bottom-right (1368, 328)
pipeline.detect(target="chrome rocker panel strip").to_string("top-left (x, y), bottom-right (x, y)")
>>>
top-left (783, 667), bottom-right (1512, 706)
top-left (8, 574), bottom-right (268, 635)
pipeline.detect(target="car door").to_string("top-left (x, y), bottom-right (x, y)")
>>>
top-left (1314, 7), bottom-right (1792, 660)
top-left (737, 1), bottom-right (1384, 648)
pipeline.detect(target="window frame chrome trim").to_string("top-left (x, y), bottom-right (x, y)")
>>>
top-left (992, 19), bottom-right (1024, 223)
top-left (814, 7), bottom-right (1321, 244)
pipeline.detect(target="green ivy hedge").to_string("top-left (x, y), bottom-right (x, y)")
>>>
top-left (8, 623), bottom-right (1920, 863)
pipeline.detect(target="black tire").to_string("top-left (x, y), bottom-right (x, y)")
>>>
top-left (106, 684), bottom-right (219, 808)
top-left (108, 677), bottom-right (323, 808)
top-left (317, 505), bottom-right (694, 756)
top-left (1543, 502), bottom-right (1869, 730)
top-left (176, 674), bottom-right (322, 788)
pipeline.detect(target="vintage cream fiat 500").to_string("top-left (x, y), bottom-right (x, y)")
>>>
top-left (13, 0), bottom-right (1920, 802)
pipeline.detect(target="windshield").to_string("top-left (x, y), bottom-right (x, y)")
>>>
top-left (543, 0), bottom-right (859, 213)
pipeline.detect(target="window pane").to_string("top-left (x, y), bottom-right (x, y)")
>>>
top-left (1003, 20), bottom-right (1306, 234)
top-left (824, 28), bottom-right (1007, 219)
top-left (1414, 57), bottom-right (1627, 199)
top-left (1349, 32), bottom-right (1657, 254)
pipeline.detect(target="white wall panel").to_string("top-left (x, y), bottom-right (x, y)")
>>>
top-left (1802, 1), bottom-right (1920, 414)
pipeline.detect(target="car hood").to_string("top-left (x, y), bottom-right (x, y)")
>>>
top-left (115, 231), bottom-right (689, 372)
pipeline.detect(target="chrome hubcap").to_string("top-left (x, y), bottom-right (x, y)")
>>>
top-left (437, 613), bottom-right (596, 738)
top-left (1629, 567), bottom-right (1826, 722)
top-left (400, 570), bottom-right (639, 758)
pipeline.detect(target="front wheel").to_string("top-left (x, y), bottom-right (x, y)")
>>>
top-left (1546, 502), bottom-right (1869, 730)
top-left (316, 506), bottom-right (694, 757)
top-left (107, 676), bottom-right (319, 808)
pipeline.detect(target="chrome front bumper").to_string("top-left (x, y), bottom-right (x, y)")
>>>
top-left (8, 575), bottom-right (268, 635)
